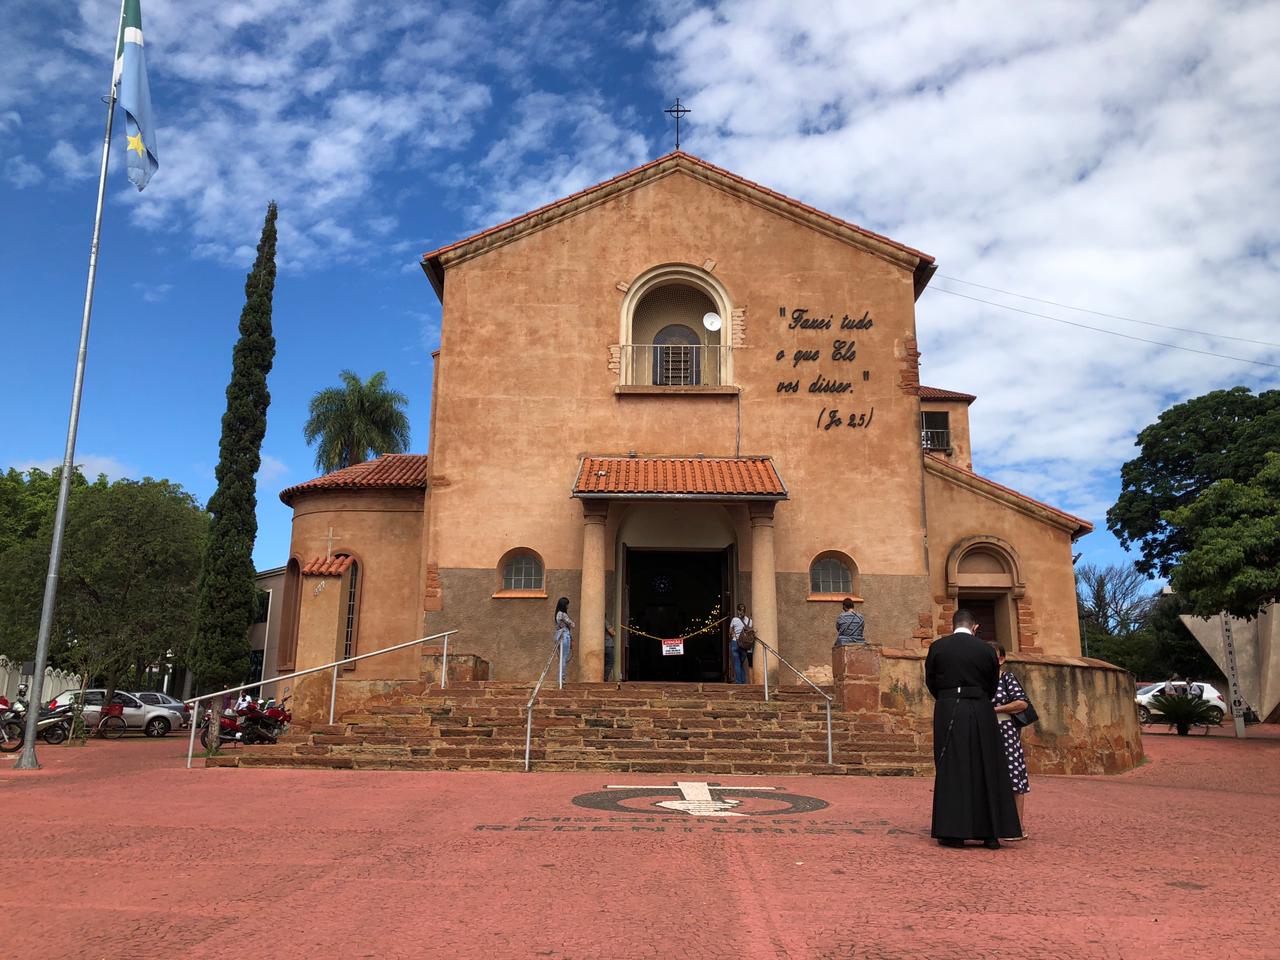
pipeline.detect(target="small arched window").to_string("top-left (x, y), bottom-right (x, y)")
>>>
top-left (808, 552), bottom-right (860, 599)
top-left (496, 548), bottom-right (545, 597)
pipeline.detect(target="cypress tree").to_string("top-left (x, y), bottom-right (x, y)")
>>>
top-left (190, 202), bottom-right (278, 729)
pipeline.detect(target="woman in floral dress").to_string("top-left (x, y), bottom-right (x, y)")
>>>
top-left (990, 643), bottom-right (1030, 839)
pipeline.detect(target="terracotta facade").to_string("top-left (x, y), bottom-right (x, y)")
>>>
top-left (279, 152), bottom-right (1093, 685)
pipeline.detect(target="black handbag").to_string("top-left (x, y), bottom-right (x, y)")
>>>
top-left (1011, 702), bottom-right (1039, 729)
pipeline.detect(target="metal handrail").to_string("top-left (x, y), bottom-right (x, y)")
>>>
top-left (183, 629), bottom-right (457, 769)
top-left (524, 633), bottom-right (567, 771)
top-left (757, 639), bottom-right (835, 766)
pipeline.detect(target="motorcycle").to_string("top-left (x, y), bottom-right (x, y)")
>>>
top-left (260, 696), bottom-right (292, 740)
top-left (0, 688), bottom-right (72, 751)
top-left (199, 708), bottom-right (247, 750)
top-left (234, 699), bottom-right (279, 744)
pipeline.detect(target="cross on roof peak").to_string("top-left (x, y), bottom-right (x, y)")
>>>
top-left (664, 98), bottom-right (690, 150)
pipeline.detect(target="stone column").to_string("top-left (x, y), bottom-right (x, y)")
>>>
top-left (749, 503), bottom-right (779, 686)
top-left (578, 502), bottom-right (608, 682)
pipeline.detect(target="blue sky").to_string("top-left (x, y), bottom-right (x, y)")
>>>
top-left (2, 0), bottom-right (1278, 576)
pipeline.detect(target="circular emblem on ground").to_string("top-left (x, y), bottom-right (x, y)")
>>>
top-left (572, 781), bottom-right (830, 817)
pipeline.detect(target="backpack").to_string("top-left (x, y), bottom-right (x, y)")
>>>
top-left (736, 617), bottom-right (757, 652)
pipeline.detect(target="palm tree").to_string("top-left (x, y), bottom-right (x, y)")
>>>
top-left (303, 370), bottom-right (411, 473)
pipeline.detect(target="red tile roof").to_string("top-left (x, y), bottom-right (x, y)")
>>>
top-left (420, 152), bottom-right (935, 297)
top-left (574, 456), bottom-right (787, 499)
top-left (924, 453), bottom-right (1094, 538)
top-left (919, 386), bottom-right (977, 403)
top-left (301, 555), bottom-right (354, 577)
top-left (280, 454), bottom-right (429, 506)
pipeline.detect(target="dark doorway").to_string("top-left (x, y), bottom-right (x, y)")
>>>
top-left (957, 596), bottom-right (1002, 647)
top-left (624, 548), bottom-right (728, 682)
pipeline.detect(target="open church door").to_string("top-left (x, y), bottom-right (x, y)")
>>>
top-left (721, 544), bottom-right (735, 682)
top-left (620, 543), bottom-right (630, 681)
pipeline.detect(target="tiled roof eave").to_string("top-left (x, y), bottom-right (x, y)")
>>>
top-left (573, 491), bottom-right (788, 501)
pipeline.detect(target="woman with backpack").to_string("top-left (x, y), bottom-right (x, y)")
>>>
top-left (729, 603), bottom-right (754, 684)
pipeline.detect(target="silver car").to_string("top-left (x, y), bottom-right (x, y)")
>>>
top-left (51, 689), bottom-right (186, 737)
top-left (134, 691), bottom-right (191, 728)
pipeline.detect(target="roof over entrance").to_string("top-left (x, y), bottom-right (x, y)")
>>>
top-left (280, 454), bottom-right (429, 506)
top-left (420, 151), bottom-right (937, 301)
top-left (573, 456), bottom-right (787, 500)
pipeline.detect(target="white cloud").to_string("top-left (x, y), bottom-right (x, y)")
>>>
top-left (5, 155), bottom-right (43, 188)
top-left (256, 454), bottom-right (289, 484)
top-left (651, 0), bottom-right (1280, 554)
top-left (10, 453), bottom-right (136, 481)
top-left (47, 139), bottom-right (98, 180)
top-left (132, 281), bottom-right (173, 302)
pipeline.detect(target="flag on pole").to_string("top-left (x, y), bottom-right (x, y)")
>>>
top-left (114, 0), bottom-right (158, 190)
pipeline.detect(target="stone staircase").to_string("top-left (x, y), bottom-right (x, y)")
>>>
top-left (206, 682), bottom-right (932, 776)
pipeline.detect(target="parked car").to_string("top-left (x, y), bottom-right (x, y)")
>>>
top-left (51, 689), bottom-right (185, 737)
top-left (1135, 681), bottom-right (1227, 724)
top-left (133, 691), bottom-right (191, 727)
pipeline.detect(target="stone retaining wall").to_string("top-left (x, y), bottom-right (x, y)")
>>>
top-left (835, 645), bottom-right (1144, 775)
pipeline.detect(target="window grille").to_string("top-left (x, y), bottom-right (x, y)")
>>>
top-left (503, 553), bottom-right (544, 591)
top-left (810, 557), bottom-right (853, 594)
top-left (342, 560), bottom-right (359, 660)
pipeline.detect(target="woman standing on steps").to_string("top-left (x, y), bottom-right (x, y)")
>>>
top-left (554, 597), bottom-right (575, 686)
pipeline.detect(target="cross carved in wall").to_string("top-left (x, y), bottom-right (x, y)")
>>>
top-left (324, 526), bottom-right (343, 559)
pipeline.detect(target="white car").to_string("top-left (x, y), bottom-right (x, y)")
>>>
top-left (51, 689), bottom-right (186, 737)
top-left (1135, 681), bottom-right (1227, 724)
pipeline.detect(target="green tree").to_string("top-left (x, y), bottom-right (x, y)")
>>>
top-left (1107, 387), bottom-right (1280, 579)
top-left (303, 370), bottom-right (410, 473)
top-left (1168, 453), bottom-right (1280, 619)
top-left (0, 478), bottom-right (207, 696)
top-left (0, 466), bottom-right (94, 556)
top-left (189, 202), bottom-right (278, 716)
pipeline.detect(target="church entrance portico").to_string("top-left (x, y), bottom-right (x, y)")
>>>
top-left (622, 547), bottom-right (730, 683)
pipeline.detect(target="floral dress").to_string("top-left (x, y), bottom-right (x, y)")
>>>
top-left (994, 671), bottom-right (1030, 795)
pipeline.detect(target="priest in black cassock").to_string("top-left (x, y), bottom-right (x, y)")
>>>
top-left (925, 609), bottom-right (1022, 848)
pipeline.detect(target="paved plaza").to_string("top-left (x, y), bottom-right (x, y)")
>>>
top-left (4, 728), bottom-right (1277, 960)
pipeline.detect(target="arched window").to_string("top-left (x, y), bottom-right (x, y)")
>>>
top-left (808, 552), bottom-right (860, 599)
top-left (496, 548), bottom-right (545, 596)
top-left (619, 265), bottom-right (734, 388)
top-left (336, 555), bottom-right (360, 664)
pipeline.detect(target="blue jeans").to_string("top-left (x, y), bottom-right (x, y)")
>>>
top-left (556, 628), bottom-right (571, 685)
top-left (604, 638), bottom-right (615, 682)
top-left (731, 643), bottom-right (750, 683)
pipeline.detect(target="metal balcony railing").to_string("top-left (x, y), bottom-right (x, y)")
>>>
top-left (620, 343), bottom-right (729, 387)
top-left (921, 429), bottom-right (952, 451)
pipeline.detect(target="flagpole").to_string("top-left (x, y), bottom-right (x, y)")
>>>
top-left (16, 0), bottom-right (128, 770)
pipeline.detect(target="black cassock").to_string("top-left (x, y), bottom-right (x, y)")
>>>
top-left (925, 631), bottom-right (1022, 841)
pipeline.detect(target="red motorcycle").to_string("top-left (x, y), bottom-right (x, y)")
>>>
top-left (261, 696), bottom-right (291, 739)
top-left (234, 699), bottom-right (279, 744)
top-left (199, 708), bottom-right (246, 750)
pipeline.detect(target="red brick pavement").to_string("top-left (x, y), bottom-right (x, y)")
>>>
top-left (3, 728), bottom-right (1277, 960)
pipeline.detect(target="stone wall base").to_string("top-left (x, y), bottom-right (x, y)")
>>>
top-left (832, 644), bottom-right (1144, 776)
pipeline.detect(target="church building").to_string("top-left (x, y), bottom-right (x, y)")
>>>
top-left (273, 152), bottom-right (1092, 690)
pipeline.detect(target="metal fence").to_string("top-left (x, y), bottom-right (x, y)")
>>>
top-left (0, 657), bottom-right (80, 704)
top-left (620, 343), bottom-right (730, 387)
